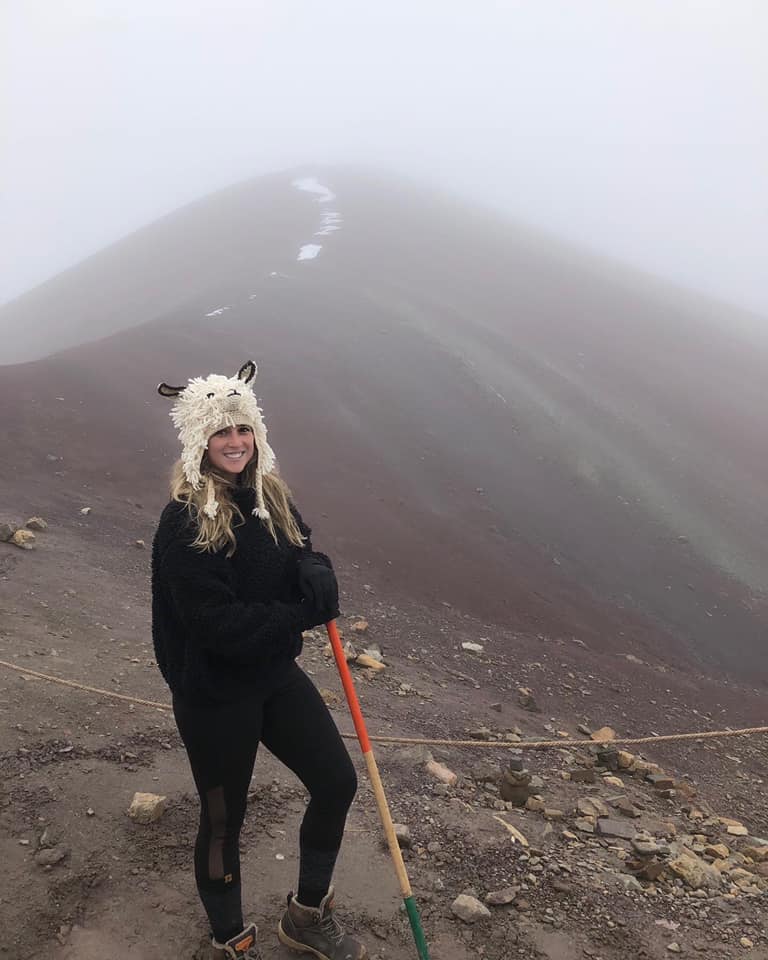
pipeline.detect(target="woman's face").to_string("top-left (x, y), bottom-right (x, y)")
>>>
top-left (206, 425), bottom-right (255, 475)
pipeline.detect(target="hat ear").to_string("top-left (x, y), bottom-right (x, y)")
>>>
top-left (158, 382), bottom-right (186, 398)
top-left (237, 360), bottom-right (257, 384)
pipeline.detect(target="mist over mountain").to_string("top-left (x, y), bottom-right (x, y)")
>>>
top-left (2, 169), bottom-right (767, 677)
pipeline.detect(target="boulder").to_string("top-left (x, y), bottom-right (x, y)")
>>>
top-left (485, 886), bottom-right (518, 906)
top-left (425, 760), bottom-right (457, 787)
top-left (596, 818), bottom-right (637, 841)
top-left (25, 517), bottom-right (48, 531)
top-left (10, 529), bottom-right (35, 550)
top-left (127, 792), bottom-right (167, 824)
top-left (34, 845), bottom-right (69, 867)
top-left (577, 798), bottom-right (610, 819)
top-left (590, 726), bottom-right (617, 743)
top-left (669, 851), bottom-right (721, 890)
top-left (393, 823), bottom-right (412, 849)
top-left (451, 894), bottom-right (491, 923)
top-left (0, 518), bottom-right (20, 541)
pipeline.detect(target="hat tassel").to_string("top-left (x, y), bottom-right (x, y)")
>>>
top-left (252, 473), bottom-right (271, 521)
top-left (203, 474), bottom-right (219, 519)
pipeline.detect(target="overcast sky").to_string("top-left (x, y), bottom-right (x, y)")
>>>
top-left (4, 1), bottom-right (767, 315)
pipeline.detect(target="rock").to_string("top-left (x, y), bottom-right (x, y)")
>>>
top-left (669, 851), bottom-right (722, 890)
top-left (127, 792), bottom-right (167, 824)
top-left (613, 797), bottom-right (641, 818)
top-left (569, 768), bottom-right (596, 784)
top-left (674, 780), bottom-right (697, 800)
top-left (34, 845), bottom-right (68, 867)
top-left (596, 746), bottom-right (619, 770)
top-left (80, 507), bottom-right (92, 515)
top-left (577, 798), bottom-right (610, 819)
top-left (500, 767), bottom-right (533, 805)
top-left (350, 620), bottom-right (369, 634)
top-left (617, 750), bottom-right (636, 770)
top-left (451, 894), bottom-right (491, 923)
top-left (134, 539), bottom-right (146, 549)
top-left (575, 818), bottom-right (596, 834)
top-left (355, 654), bottom-right (386, 671)
top-left (525, 797), bottom-right (545, 812)
top-left (727, 824), bottom-right (749, 837)
top-left (590, 726), bottom-right (616, 743)
top-left (425, 760), bottom-right (457, 787)
top-left (470, 726), bottom-right (493, 740)
top-left (629, 857), bottom-right (668, 881)
top-left (0, 518), bottom-right (20, 541)
top-left (25, 517), bottom-right (47, 531)
top-left (10, 529), bottom-right (35, 549)
top-left (500, 784), bottom-right (532, 806)
top-left (361, 644), bottom-right (383, 662)
top-left (632, 837), bottom-right (663, 856)
top-left (319, 688), bottom-right (340, 706)
top-left (740, 938), bottom-right (754, 949)
top-left (543, 809), bottom-right (564, 820)
top-left (603, 776), bottom-right (624, 788)
top-left (507, 752), bottom-right (524, 772)
top-left (705, 844), bottom-right (730, 860)
top-left (743, 845), bottom-right (768, 862)
top-left (393, 823), bottom-right (412, 849)
top-left (641, 818), bottom-right (677, 837)
top-left (470, 760), bottom-right (500, 784)
top-left (648, 773), bottom-right (675, 790)
top-left (596, 818), bottom-right (637, 841)
top-left (667, 943), bottom-right (682, 953)
top-left (485, 886), bottom-right (518, 906)
top-left (517, 687), bottom-right (541, 713)
top-left (461, 641), bottom-right (484, 653)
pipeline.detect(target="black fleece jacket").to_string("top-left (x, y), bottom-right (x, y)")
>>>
top-left (151, 486), bottom-right (332, 705)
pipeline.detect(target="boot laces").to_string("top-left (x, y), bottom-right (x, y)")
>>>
top-left (319, 909), bottom-right (345, 945)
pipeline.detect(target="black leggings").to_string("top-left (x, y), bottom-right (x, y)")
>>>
top-left (173, 663), bottom-right (358, 941)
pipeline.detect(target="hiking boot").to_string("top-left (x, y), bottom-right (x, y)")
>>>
top-left (277, 888), bottom-right (368, 960)
top-left (211, 922), bottom-right (264, 959)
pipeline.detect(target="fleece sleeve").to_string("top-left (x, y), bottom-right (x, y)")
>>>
top-left (291, 503), bottom-right (333, 570)
top-left (160, 537), bottom-right (313, 664)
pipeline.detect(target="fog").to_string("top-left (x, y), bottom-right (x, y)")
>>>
top-left (4, 1), bottom-right (767, 316)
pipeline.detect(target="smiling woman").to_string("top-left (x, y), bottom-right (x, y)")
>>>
top-left (206, 425), bottom-right (256, 476)
top-left (151, 360), bottom-right (366, 960)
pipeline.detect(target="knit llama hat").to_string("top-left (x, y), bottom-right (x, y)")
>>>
top-left (158, 360), bottom-right (276, 520)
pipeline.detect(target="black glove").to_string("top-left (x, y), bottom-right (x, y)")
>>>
top-left (301, 600), bottom-right (338, 630)
top-left (297, 557), bottom-right (339, 622)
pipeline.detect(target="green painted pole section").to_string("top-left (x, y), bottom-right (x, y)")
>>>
top-left (404, 896), bottom-right (430, 960)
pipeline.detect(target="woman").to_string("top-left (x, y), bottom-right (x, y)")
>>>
top-left (151, 360), bottom-right (367, 960)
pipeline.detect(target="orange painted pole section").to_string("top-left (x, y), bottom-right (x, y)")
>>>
top-left (325, 621), bottom-right (430, 959)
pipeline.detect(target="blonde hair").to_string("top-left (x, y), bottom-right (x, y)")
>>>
top-left (169, 456), bottom-right (305, 555)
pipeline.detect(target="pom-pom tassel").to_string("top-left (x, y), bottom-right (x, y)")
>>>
top-left (203, 474), bottom-right (219, 519)
top-left (252, 474), bottom-right (271, 521)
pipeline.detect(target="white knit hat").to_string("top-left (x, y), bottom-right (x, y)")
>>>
top-left (158, 360), bottom-right (276, 520)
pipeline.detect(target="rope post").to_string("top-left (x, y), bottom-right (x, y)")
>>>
top-left (325, 621), bottom-right (430, 960)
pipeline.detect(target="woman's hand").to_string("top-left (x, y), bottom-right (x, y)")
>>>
top-left (297, 557), bottom-right (339, 622)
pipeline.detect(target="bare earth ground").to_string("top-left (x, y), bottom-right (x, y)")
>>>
top-left (2, 510), bottom-right (768, 959)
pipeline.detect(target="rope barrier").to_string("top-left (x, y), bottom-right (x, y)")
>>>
top-left (2, 658), bottom-right (767, 750)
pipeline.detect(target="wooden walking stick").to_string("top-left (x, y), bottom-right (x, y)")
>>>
top-left (326, 620), bottom-right (430, 959)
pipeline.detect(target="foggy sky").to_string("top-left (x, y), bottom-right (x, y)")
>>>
top-left (4, 1), bottom-right (767, 316)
